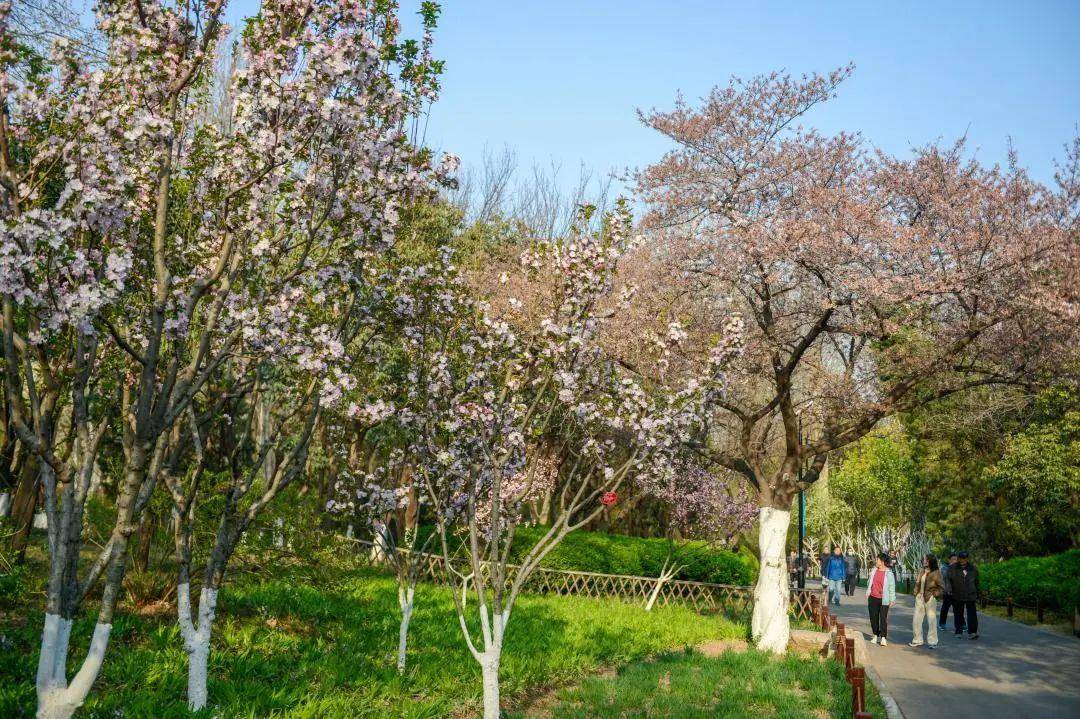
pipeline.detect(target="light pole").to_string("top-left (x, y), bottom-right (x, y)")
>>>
top-left (797, 485), bottom-right (806, 589)
top-left (796, 413), bottom-right (806, 589)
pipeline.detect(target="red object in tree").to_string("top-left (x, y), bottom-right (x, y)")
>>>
top-left (601, 491), bottom-right (617, 507)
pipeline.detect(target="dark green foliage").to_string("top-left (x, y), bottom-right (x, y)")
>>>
top-left (0, 562), bottom-right (31, 609)
top-left (979, 549), bottom-right (1080, 610)
top-left (505, 526), bottom-right (756, 585)
top-left (901, 385), bottom-right (1080, 559)
top-left (983, 389), bottom-right (1080, 555)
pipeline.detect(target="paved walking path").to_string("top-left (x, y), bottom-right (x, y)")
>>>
top-left (825, 583), bottom-right (1080, 719)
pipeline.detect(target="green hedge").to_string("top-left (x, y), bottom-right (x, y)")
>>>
top-left (979, 549), bottom-right (1080, 610)
top-left (505, 526), bottom-right (756, 586)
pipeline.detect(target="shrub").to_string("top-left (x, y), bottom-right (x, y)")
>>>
top-left (979, 549), bottom-right (1080, 610)
top-left (506, 527), bottom-right (756, 585)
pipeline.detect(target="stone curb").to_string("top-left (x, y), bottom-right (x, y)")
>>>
top-left (851, 630), bottom-right (905, 719)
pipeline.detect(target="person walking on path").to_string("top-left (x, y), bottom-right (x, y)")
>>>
top-left (938, 552), bottom-right (964, 632)
top-left (889, 549), bottom-right (902, 587)
top-left (825, 546), bottom-right (847, 604)
top-left (867, 552), bottom-right (896, 646)
top-left (909, 554), bottom-right (944, 648)
top-left (946, 551), bottom-right (981, 640)
top-left (844, 549), bottom-right (860, 597)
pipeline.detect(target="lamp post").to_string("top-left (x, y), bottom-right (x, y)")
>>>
top-left (797, 485), bottom-right (806, 589)
top-left (796, 415), bottom-right (806, 589)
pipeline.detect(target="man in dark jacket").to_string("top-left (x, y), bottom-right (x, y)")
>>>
top-left (945, 551), bottom-right (980, 639)
top-left (843, 550), bottom-right (860, 596)
top-left (938, 553), bottom-right (964, 632)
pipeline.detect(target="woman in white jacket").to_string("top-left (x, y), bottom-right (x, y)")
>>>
top-left (867, 553), bottom-right (896, 646)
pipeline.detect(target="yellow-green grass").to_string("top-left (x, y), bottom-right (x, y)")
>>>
top-left (0, 560), bottom-right (744, 718)
top-left (510, 647), bottom-right (888, 719)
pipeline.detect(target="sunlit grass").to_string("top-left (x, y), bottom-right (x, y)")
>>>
top-left (510, 647), bottom-right (888, 719)
top-left (1, 563), bottom-right (744, 718)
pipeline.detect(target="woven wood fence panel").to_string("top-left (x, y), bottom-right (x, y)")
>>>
top-left (347, 538), bottom-right (821, 621)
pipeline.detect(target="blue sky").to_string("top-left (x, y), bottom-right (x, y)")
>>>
top-left (226, 2), bottom-right (1078, 190)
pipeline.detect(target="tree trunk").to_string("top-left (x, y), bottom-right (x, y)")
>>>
top-left (35, 614), bottom-right (111, 719)
top-left (396, 586), bottom-right (414, 674)
top-left (645, 561), bottom-right (678, 612)
top-left (135, 512), bottom-right (155, 573)
top-left (178, 582), bottom-right (218, 711)
top-left (187, 637), bottom-right (210, 711)
top-left (480, 648), bottom-right (501, 719)
top-left (10, 458), bottom-right (39, 557)
top-left (751, 506), bottom-right (791, 654)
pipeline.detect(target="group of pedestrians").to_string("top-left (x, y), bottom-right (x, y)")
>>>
top-left (792, 544), bottom-right (982, 648)
top-left (788, 546), bottom-right (863, 600)
top-left (871, 550), bottom-right (981, 648)
top-left (815, 545), bottom-right (869, 604)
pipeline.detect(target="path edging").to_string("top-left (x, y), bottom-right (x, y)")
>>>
top-left (852, 630), bottom-right (905, 719)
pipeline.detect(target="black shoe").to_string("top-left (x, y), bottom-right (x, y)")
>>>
top-left (969, 634), bottom-right (979, 640)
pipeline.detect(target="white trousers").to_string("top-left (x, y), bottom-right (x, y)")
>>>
top-left (912, 595), bottom-right (938, 645)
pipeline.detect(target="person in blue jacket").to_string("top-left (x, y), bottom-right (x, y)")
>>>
top-left (825, 545), bottom-right (847, 605)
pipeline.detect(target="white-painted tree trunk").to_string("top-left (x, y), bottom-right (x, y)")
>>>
top-left (35, 614), bottom-right (111, 719)
top-left (187, 637), bottom-right (210, 710)
top-left (751, 506), bottom-right (791, 654)
top-left (371, 530), bottom-right (389, 563)
top-left (480, 649), bottom-right (501, 719)
top-left (645, 581), bottom-right (663, 612)
top-left (396, 586), bottom-right (414, 674)
top-left (644, 561), bottom-right (680, 612)
top-left (178, 583), bottom-right (218, 711)
top-left (0, 491), bottom-right (10, 517)
top-left (476, 608), bottom-right (507, 719)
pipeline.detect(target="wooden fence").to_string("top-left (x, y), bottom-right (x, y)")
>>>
top-left (977, 593), bottom-right (1080, 635)
top-left (346, 538), bottom-right (823, 621)
top-left (811, 602), bottom-right (873, 719)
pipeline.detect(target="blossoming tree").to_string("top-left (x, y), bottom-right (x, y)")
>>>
top-left (412, 203), bottom-right (740, 719)
top-left (322, 216), bottom-right (470, 676)
top-left (1, 0), bottom-right (446, 714)
top-left (633, 68), bottom-right (1078, 652)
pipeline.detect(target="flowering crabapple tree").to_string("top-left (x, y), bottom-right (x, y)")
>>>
top-left (1, 2), bottom-right (236, 716)
top-left (1, 0), bottom-right (446, 714)
top-left (325, 445), bottom-right (432, 674)
top-left (151, 0), bottom-right (448, 710)
top-left (413, 203), bottom-right (739, 719)
top-left (639, 456), bottom-right (757, 546)
top-left (634, 68), bottom-right (1078, 652)
top-left (326, 449), bottom-right (432, 673)
top-left (635, 455), bottom-right (756, 611)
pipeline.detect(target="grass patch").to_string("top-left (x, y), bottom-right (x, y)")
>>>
top-left (511, 647), bottom-right (887, 719)
top-left (979, 603), bottom-right (1077, 638)
top-left (0, 561), bottom-right (744, 718)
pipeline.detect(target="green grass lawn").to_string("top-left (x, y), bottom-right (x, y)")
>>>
top-left (1, 559), bottom-right (744, 718)
top-left (511, 647), bottom-right (887, 719)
